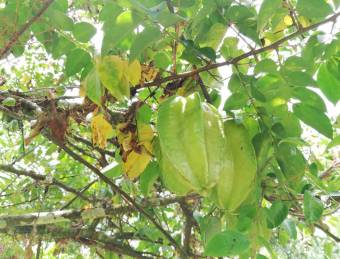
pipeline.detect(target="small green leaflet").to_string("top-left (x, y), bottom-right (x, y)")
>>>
top-left (224, 92), bottom-right (248, 111)
top-left (198, 216), bottom-right (221, 244)
top-left (101, 10), bottom-right (142, 54)
top-left (266, 201), bottom-right (288, 229)
top-left (101, 162), bottom-right (122, 178)
top-left (317, 63), bottom-right (340, 105)
top-left (254, 59), bottom-right (278, 74)
top-left (304, 190), bottom-right (324, 223)
top-left (72, 22), bottom-right (96, 43)
top-left (2, 97), bottom-right (16, 107)
top-left (257, 0), bottom-right (282, 32)
top-left (140, 161), bottom-right (159, 196)
top-left (327, 135), bottom-right (340, 150)
top-left (293, 103), bottom-right (333, 139)
top-left (84, 68), bottom-right (103, 106)
top-left (129, 26), bottom-right (161, 61)
top-left (204, 230), bottom-right (250, 256)
top-left (65, 48), bottom-right (92, 76)
top-left (297, 0), bottom-right (332, 20)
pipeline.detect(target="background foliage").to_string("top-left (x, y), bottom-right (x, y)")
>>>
top-left (0, 0), bottom-right (339, 258)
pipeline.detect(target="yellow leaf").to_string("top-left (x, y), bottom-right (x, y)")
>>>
top-left (283, 15), bottom-right (293, 26)
top-left (123, 147), bottom-right (152, 179)
top-left (91, 114), bottom-right (114, 148)
top-left (298, 16), bottom-right (310, 28)
top-left (127, 60), bottom-right (141, 86)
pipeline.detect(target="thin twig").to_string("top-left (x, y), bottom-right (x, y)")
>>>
top-left (132, 12), bottom-right (340, 90)
top-left (0, 0), bottom-right (55, 59)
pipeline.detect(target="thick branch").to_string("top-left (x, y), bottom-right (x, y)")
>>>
top-left (0, 207), bottom-right (127, 230)
top-left (0, 0), bottom-right (55, 59)
top-left (0, 194), bottom-right (200, 229)
top-left (1, 225), bottom-right (154, 258)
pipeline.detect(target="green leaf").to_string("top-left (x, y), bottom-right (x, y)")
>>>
top-left (101, 162), bottom-right (122, 178)
top-left (52, 35), bottom-right (76, 58)
top-left (50, 0), bottom-right (68, 13)
top-left (129, 26), bottom-right (161, 61)
top-left (1, 97), bottom-right (16, 107)
top-left (283, 56), bottom-right (307, 71)
top-left (148, 2), bottom-right (186, 27)
top-left (140, 161), bottom-right (159, 196)
top-left (304, 190), bottom-right (323, 223)
top-left (276, 143), bottom-right (306, 186)
top-left (227, 5), bottom-right (253, 22)
top-left (84, 68), bottom-right (103, 105)
top-left (154, 52), bottom-right (172, 69)
top-left (99, 2), bottom-right (123, 21)
top-left (281, 70), bottom-right (315, 87)
top-left (292, 87), bottom-right (326, 112)
top-left (72, 22), bottom-right (96, 43)
top-left (198, 216), bottom-right (221, 244)
top-left (317, 63), bottom-right (340, 104)
top-left (46, 9), bottom-right (73, 31)
top-left (257, 0), bottom-right (282, 32)
top-left (296, 0), bottom-right (332, 20)
top-left (254, 59), bottom-right (278, 74)
top-left (65, 48), bottom-right (92, 77)
top-left (101, 10), bottom-right (142, 54)
top-left (327, 135), bottom-right (340, 150)
top-left (200, 23), bottom-right (227, 50)
top-left (204, 230), bottom-right (250, 256)
top-left (266, 201), bottom-right (288, 229)
top-left (224, 92), bottom-right (248, 110)
top-left (136, 104), bottom-right (153, 124)
top-left (220, 37), bottom-right (242, 59)
top-left (293, 103), bottom-right (333, 139)
top-left (282, 219), bottom-right (297, 239)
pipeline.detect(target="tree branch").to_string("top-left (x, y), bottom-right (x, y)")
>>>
top-left (0, 164), bottom-right (92, 203)
top-left (0, 0), bottom-right (55, 59)
top-left (132, 12), bottom-right (339, 90)
top-left (315, 223), bottom-right (340, 243)
top-left (43, 134), bottom-right (187, 256)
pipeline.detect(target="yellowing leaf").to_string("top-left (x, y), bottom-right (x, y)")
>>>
top-left (91, 114), bottom-right (114, 148)
top-left (284, 15), bottom-right (293, 26)
top-left (96, 55), bottom-right (129, 100)
top-left (123, 147), bottom-right (152, 179)
top-left (138, 123), bottom-right (154, 154)
top-left (138, 123), bottom-right (154, 143)
top-left (298, 16), bottom-right (311, 27)
top-left (127, 60), bottom-right (141, 85)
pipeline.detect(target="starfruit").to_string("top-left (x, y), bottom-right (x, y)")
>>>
top-left (157, 92), bottom-right (233, 196)
top-left (211, 120), bottom-right (257, 211)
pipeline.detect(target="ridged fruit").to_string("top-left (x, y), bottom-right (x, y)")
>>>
top-left (211, 120), bottom-right (257, 211)
top-left (157, 93), bottom-right (233, 196)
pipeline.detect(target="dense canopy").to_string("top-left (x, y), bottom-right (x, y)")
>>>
top-left (0, 0), bottom-right (339, 258)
